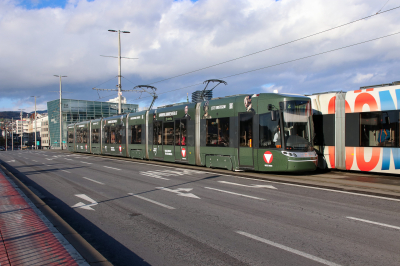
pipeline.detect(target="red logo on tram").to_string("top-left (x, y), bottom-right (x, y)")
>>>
top-left (181, 148), bottom-right (186, 157)
top-left (85, 144), bottom-right (87, 150)
top-left (119, 145), bottom-right (122, 152)
top-left (263, 151), bottom-right (273, 164)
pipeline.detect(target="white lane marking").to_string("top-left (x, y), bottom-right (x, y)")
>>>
top-left (129, 193), bottom-right (175, 210)
top-left (103, 166), bottom-right (121, 171)
top-left (156, 187), bottom-right (200, 199)
top-left (65, 158), bottom-right (73, 161)
top-left (32, 160), bottom-right (37, 162)
top-left (141, 174), bottom-right (169, 180)
top-left (61, 170), bottom-right (71, 173)
top-left (204, 187), bottom-right (265, 200)
top-left (218, 181), bottom-right (276, 190)
top-left (81, 162), bottom-right (92, 165)
top-left (82, 177), bottom-right (104, 185)
top-left (6, 160), bottom-right (15, 163)
top-left (236, 231), bottom-right (342, 266)
top-left (235, 176), bottom-right (400, 202)
top-left (71, 194), bottom-right (98, 210)
top-left (347, 217), bottom-right (400, 230)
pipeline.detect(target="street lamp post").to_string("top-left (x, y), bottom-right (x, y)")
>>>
top-left (18, 109), bottom-right (25, 149)
top-left (54, 75), bottom-right (67, 149)
top-left (11, 118), bottom-right (13, 151)
top-left (30, 96), bottom-right (40, 149)
top-left (108, 29), bottom-right (130, 114)
top-left (5, 126), bottom-right (7, 151)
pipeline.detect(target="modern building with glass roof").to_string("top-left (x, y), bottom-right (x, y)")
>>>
top-left (47, 99), bottom-right (138, 149)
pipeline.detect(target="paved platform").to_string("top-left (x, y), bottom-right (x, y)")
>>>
top-left (0, 170), bottom-right (88, 266)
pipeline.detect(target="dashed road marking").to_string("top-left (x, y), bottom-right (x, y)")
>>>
top-left (82, 177), bottom-right (104, 185)
top-left (103, 166), bottom-right (121, 171)
top-left (347, 217), bottom-right (400, 230)
top-left (204, 187), bottom-right (266, 200)
top-left (236, 231), bottom-right (342, 266)
top-left (129, 193), bottom-right (175, 210)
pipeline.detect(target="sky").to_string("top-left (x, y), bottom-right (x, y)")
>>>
top-left (0, 0), bottom-right (399, 112)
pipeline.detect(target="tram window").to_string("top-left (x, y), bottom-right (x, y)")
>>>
top-left (103, 126), bottom-right (111, 144)
top-left (240, 113), bottom-right (253, 147)
top-left (259, 112), bottom-right (280, 148)
top-left (360, 111), bottom-right (398, 147)
top-left (181, 120), bottom-right (187, 146)
top-left (131, 125), bottom-right (142, 144)
top-left (76, 128), bottom-right (82, 143)
top-left (92, 128), bottom-right (99, 143)
top-left (115, 124), bottom-right (125, 144)
top-left (163, 122), bottom-right (174, 145)
top-left (68, 131), bottom-right (74, 143)
top-left (110, 127), bottom-right (116, 144)
top-left (82, 128), bottom-right (87, 143)
top-left (175, 119), bottom-right (187, 146)
top-left (206, 118), bottom-right (229, 147)
top-left (153, 121), bottom-right (162, 145)
top-left (175, 120), bottom-right (181, 146)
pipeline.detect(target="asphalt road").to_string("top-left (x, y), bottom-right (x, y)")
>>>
top-left (0, 150), bottom-right (399, 266)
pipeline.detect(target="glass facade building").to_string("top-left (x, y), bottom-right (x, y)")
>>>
top-left (47, 99), bottom-right (138, 148)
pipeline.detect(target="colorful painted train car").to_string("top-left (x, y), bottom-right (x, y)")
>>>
top-left (310, 81), bottom-right (400, 174)
top-left (68, 93), bottom-right (318, 172)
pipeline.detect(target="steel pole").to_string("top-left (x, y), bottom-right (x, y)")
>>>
top-left (20, 110), bottom-right (22, 149)
top-left (118, 30), bottom-right (122, 114)
top-left (5, 126), bottom-right (7, 151)
top-left (11, 118), bottom-right (13, 151)
top-left (59, 76), bottom-right (62, 150)
top-left (34, 96), bottom-right (37, 150)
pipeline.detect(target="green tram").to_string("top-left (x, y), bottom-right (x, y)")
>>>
top-left (67, 93), bottom-right (317, 172)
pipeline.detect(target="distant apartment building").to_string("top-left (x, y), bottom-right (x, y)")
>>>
top-left (39, 115), bottom-right (49, 149)
top-left (27, 113), bottom-right (49, 149)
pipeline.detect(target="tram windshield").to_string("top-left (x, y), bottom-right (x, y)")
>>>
top-left (282, 100), bottom-right (313, 151)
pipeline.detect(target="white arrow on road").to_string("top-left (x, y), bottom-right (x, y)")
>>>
top-left (71, 194), bottom-right (98, 210)
top-left (218, 181), bottom-right (277, 190)
top-left (156, 187), bottom-right (200, 199)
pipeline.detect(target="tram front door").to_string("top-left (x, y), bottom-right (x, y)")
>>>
top-left (238, 113), bottom-right (254, 168)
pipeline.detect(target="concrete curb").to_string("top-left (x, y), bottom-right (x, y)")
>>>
top-left (0, 163), bottom-right (113, 266)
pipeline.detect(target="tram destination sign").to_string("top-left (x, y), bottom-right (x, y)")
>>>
top-left (159, 111), bottom-right (177, 117)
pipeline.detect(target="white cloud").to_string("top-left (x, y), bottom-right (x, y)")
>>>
top-left (0, 0), bottom-right (400, 111)
top-left (353, 73), bottom-right (374, 83)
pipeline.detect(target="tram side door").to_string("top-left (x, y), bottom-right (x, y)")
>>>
top-left (153, 121), bottom-right (163, 159)
top-left (238, 113), bottom-right (254, 168)
top-left (174, 119), bottom-right (188, 162)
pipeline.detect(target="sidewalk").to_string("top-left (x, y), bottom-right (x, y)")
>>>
top-left (0, 169), bottom-right (88, 266)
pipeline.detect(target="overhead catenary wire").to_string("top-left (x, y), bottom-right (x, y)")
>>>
top-left (142, 6), bottom-right (400, 87)
top-left (136, 31), bottom-right (400, 100)
top-left (376, 0), bottom-right (390, 14)
top-left (92, 6), bottom-right (400, 103)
